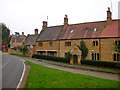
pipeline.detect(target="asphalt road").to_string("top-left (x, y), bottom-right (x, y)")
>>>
top-left (2, 53), bottom-right (24, 88)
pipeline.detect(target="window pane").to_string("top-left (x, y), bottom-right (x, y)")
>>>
top-left (118, 41), bottom-right (120, 45)
top-left (65, 42), bottom-right (71, 46)
top-left (117, 53), bottom-right (120, 61)
top-left (96, 41), bottom-right (98, 46)
top-left (49, 42), bottom-right (53, 46)
top-left (39, 42), bottom-right (43, 46)
top-left (92, 53), bottom-right (94, 60)
top-left (115, 41), bottom-right (117, 45)
top-left (93, 41), bottom-right (95, 46)
top-left (113, 53), bottom-right (116, 61)
top-left (97, 53), bottom-right (99, 60)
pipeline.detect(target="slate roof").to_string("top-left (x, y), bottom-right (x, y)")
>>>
top-left (25, 34), bottom-right (39, 45)
top-left (37, 25), bottom-right (63, 41)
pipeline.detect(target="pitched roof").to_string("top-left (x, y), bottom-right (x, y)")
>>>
top-left (37, 25), bottom-right (63, 41)
top-left (11, 35), bottom-right (26, 43)
top-left (100, 20), bottom-right (120, 37)
top-left (59, 21), bottom-right (106, 40)
top-left (59, 19), bottom-right (120, 40)
top-left (25, 34), bottom-right (39, 45)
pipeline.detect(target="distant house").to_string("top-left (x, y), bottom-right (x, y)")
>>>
top-left (10, 32), bottom-right (26, 48)
top-left (23, 29), bottom-right (39, 55)
top-left (34, 7), bottom-right (120, 64)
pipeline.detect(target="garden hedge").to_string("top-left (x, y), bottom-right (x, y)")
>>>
top-left (32, 54), bottom-right (71, 63)
top-left (81, 60), bottom-right (120, 68)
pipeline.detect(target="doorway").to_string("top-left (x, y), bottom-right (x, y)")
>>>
top-left (73, 54), bottom-right (78, 64)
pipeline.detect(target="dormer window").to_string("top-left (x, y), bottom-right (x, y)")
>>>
top-left (93, 28), bottom-right (98, 32)
top-left (70, 30), bottom-right (74, 34)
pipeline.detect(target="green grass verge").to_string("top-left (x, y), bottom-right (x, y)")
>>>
top-left (10, 53), bottom-right (30, 58)
top-left (26, 61), bottom-right (120, 88)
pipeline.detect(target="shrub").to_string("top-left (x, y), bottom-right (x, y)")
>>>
top-left (32, 53), bottom-right (72, 63)
top-left (65, 52), bottom-right (72, 60)
top-left (80, 40), bottom-right (88, 60)
top-left (12, 47), bottom-right (17, 50)
top-left (81, 60), bottom-right (120, 68)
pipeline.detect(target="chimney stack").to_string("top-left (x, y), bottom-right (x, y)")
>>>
top-left (35, 29), bottom-right (38, 35)
top-left (22, 32), bottom-right (24, 36)
top-left (63, 14), bottom-right (68, 30)
top-left (107, 7), bottom-right (112, 25)
top-left (64, 14), bottom-right (68, 25)
top-left (42, 21), bottom-right (47, 29)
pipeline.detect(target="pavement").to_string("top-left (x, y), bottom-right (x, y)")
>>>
top-left (2, 53), bottom-right (24, 88)
top-left (24, 58), bottom-right (120, 82)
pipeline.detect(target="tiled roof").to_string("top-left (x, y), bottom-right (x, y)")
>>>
top-left (100, 20), bottom-right (120, 37)
top-left (25, 34), bottom-right (39, 45)
top-left (59, 20), bottom-right (120, 40)
top-left (11, 35), bottom-right (26, 43)
top-left (37, 25), bottom-right (63, 41)
top-left (59, 21), bottom-right (106, 39)
top-left (37, 19), bottom-right (119, 41)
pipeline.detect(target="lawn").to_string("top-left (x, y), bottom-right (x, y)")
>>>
top-left (10, 53), bottom-right (30, 58)
top-left (26, 61), bottom-right (119, 88)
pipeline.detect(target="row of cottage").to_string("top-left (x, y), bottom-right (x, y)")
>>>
top-left (10, 7), bottom-right (120, 64)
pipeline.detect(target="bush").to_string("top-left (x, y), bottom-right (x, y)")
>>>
top-left (32, 54), bottom-right (70, 63)
top-left (81, 60), bottom-right (120, 68)
top-left (80, 40), bottom-right (88, 60)
top-left (12, 47), bottom-right (17, 50)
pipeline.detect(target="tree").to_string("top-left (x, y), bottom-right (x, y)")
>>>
top-left (65, 52), bottom-right (72, 60)
top-left (80, 40), bottom-right (88, 60)
top-left (15, 32), bottom-right (20, 36)
top-left (1, 23), bottom-right (10, 45)
top-left (17, 46), bottom-right (28, 55)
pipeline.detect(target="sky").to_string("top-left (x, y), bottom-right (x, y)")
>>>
top-left (0, 0), bottom-right (120, 35)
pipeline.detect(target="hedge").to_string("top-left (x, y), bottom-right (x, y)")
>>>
top-left (32, 54), bottom-right (71, 63)
top-left (81, 60), bottom-right (120, 68)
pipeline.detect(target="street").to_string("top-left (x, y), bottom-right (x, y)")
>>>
top-left (2, 53), bottom-right (24, 88)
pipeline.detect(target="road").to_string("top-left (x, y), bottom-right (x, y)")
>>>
top-left (2, 53), bottom-right (24, 88)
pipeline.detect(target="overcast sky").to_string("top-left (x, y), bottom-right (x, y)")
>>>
top-left (0, 0), bottom-right (120, 35)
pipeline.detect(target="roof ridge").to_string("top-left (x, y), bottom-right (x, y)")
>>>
top-left (46, 25), bottom-right (63, 28)
top-left (69, 19), bottom-right (120, 26)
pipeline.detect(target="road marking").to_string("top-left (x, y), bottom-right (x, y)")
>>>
top-left (17, 59), bottom-right (26, 88)
top-left (2, 62), bottom-right (8, 68)
top-left (2, 59), bottom-right (10, 69)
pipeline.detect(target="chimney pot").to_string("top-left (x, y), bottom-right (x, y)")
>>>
top-left (22, 32), bottom-right (24, 36)
top-left (35, 29), bottom-right (38, 35)
top-left (42, 21), bottom-right (47, 29)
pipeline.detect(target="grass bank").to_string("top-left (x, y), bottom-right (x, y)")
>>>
top-left (10, 53), bottom-right (30, 58)
top-left (26, 61), bottom-right (119, 88)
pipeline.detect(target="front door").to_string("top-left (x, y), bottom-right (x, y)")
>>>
top-left (73, 54), bottom-right (78, 64)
